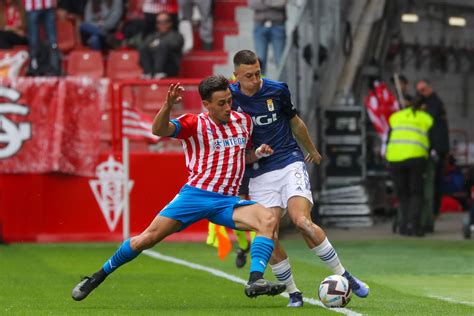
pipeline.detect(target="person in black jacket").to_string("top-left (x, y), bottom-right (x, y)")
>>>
top-left (416, 79), bottom-right (450, 225)
top-left (139, 11), bottom-right (183, 79)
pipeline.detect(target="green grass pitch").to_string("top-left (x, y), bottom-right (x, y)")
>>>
top-left (1, 239), bottom-right (473, 315)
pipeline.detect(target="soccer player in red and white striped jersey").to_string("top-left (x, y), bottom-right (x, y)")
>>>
top-left (72, 76), bottom-right (286, 302)
top-left (171, 110), bottom-right (251, 196)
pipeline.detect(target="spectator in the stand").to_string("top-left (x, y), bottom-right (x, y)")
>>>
top-left (22, 0), bottom-right (61, 75)
top-left (120, 0), bottom-right (146, 47)
top-left (249, 0), bottom-right (287, 74)
top-left (0, 0), bottom-right (28, 49)
top-left (139, 11), bottom-right (183, 79)
top-left (178, 0), bottom-right (213, 51)
top-left (416, 79), bottom-right (450, 228)
top-left (80, 0), bottom-right (123, 50)
top-left (142, 0), bottom-right (178, 37)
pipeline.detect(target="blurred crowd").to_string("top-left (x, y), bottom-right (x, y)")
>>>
top-left (0, 0), bottom-right (217, 77)
top-left (0, 0), bottom-right (289, 78)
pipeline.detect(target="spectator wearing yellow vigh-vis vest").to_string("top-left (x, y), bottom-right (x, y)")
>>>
top-left (386, 102), bottom-right (433, 237)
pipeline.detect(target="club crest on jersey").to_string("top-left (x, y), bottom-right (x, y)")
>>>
top-left (212, 137), bottom-right (247, 151)
top-left (266, 99), bottom-right (274, 111)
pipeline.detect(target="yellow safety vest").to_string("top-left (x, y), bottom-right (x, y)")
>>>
top-left (386, 108), bottom-right (433, 162)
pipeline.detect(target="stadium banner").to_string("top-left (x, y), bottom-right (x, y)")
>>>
top-left (0, 152), bottom-right (209, 243)
top-left (0, 77), bottom-right (107, 176)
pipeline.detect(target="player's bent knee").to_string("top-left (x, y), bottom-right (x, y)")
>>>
top-left (257, 210), bottom-right (277, 233)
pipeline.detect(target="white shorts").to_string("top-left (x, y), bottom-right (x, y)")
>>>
top-left (249, 161), bottom-right (313, 210)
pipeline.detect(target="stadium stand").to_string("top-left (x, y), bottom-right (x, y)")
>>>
top-left (179, 50), bottom-right (227, 78)
top-left (56, 18), bottom-right (77, 53)
top-left (67, 50), bottom-right (104, 78)
top-left (106, 50), bottom-right (142, 80)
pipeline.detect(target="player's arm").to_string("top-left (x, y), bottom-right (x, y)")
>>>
top-left (152, 83), bottom-right (183, 137)
top-left (245, 144), bottom-right (274, 163)
top-left (290, 115), bottom-right (322, 164)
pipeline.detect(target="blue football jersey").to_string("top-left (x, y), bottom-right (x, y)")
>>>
top-left (230, 78), bottom-right (305, 178)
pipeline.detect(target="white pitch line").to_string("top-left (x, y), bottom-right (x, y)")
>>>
top-left (143, 249), bottom-right (362, 316)
top-left (428, 295), bottom-right (474, 307)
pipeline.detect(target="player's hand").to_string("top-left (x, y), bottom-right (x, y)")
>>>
top-left (165, 83), bottom-right (184, 107)
top-left (255, 144), bottom-right (273, 159)
top-left (305, 150), bottom-right (322, 164)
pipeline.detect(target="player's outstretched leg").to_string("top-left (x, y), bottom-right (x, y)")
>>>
top-left (72, 238), bottom-right (141, 301)
top-left (72, 216), bottom-right (180, 301)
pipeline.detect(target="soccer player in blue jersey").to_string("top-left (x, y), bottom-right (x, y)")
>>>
top-left (230, 50), bottom-right (370, 307)
top-left (71, 76), bottom-right (286, 302)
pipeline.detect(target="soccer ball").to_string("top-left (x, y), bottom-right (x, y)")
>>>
top-left (318, 275), bottom-right (352, 308)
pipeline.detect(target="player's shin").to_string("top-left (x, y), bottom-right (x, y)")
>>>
top-left (311, 237), bottom-right (345, 275)
top-left (102, 238), bottom-right (142, 274)
top-left (270, 258), bottom-right (300, 294)
top-left (248, 236), bottom-right (274, 282)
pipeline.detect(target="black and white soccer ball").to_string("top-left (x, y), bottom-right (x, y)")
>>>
top-left (318, 275), bottom-right (352, 308)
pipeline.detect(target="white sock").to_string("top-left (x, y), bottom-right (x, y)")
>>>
top-left (270, 258), bottom-right (300, 294)
top-left (311, 238), bottom-right (345, 275)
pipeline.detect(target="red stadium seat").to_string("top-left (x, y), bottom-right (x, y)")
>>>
top-left (67, 50), bottom-right (104, 78)
top-left (135, 84), bottom-right (168, 110)
top-left (106, 50), bottom-right (142, 80)
top-left (57, 19), bottom-right (76, 52)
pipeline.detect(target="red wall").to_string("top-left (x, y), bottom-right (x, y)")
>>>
top-left (0, 153), bottom-right (208, 243)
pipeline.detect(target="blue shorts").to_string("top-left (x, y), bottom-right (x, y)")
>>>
top-left (159, 185), bottom-right (256, 230)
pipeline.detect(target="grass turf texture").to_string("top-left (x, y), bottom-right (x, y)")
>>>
top-left (1, 239), bottom-right (473, 315)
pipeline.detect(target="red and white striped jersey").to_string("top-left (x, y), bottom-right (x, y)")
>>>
top-left (22, 0), bottom-right (56, 11)
top-left (171, 111), bottom-right (253, 196)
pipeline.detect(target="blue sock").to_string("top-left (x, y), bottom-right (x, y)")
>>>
top-left (249, 236), bottom-right (274, 274)
top-left (102, 239), bottom-right (141, 274)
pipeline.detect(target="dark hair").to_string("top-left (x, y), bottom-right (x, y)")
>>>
top-left (233, 50), bottom-right (258, 67)
top-left (199, 75), bottom-right (229, 101)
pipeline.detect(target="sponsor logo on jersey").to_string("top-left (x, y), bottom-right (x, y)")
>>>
top-left (252, 113), bottom-right (278, 126)
top-left (266, 99), bottom-right (274, 111)
top-left (212, 137), bottom-right (247, 151)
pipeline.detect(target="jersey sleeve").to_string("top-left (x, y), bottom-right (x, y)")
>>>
top-left (280, 83), bottom-right (298, 119)
top-left (243, 113), bottom-right (254, 150)
top-left (170, 113), bottom-right (198, 139)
